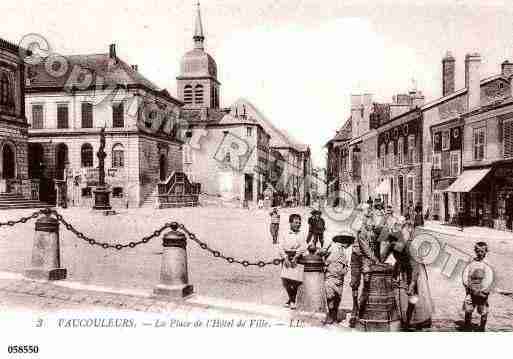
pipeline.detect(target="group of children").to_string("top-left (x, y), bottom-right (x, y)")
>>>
top-left (272, 204), bottom-right (494, 331)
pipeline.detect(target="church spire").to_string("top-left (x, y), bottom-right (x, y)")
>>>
top-left (193, 2), bottom-right (205, 50)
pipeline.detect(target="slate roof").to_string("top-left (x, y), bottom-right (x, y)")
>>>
top-left (26, 53), bottom-right (181, 104)
top-left (231, 98), bottom-right (309, 152)
top-left (325, 118), bottom-right (352, 147)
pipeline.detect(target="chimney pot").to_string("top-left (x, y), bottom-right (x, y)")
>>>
top-left (131, 64), bottom-right (138, 71)
top-left (109, 44), bottom-right (116, 59)
top-left (442, 50), bottom-right (456, 96)
top-left (465, 52), bottom-right (481, 110)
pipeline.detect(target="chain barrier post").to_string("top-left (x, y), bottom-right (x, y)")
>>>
top-left (25, 210), bottom-right (67, 281)
top-left (153, 224), bottom-right (193, 299)
top-left (296, 246), bottom-right (327, 313)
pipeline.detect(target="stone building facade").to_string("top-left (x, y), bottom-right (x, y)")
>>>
top-left (376, 108), bottom-right (423, 215)
top-left (0, 38), bottom-right (35, 199)
top-left (178, 4), bottom-right (310, 206)
top-left (422, 51), bottom-right (512, 220)
top-left (444, 98), bottom-right (513, 231)
top-left (326, 118), bottom-right (351, 202)
top-left (25, 44), bottom-right (184, 208)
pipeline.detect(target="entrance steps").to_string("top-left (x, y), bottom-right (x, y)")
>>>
top-left (0, 193), bottom-right (53, 210)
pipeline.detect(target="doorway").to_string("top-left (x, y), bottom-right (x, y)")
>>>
top-left (28, 143), bottom-right (44, 179)
top-left (55, 143), bottom-right (68, 180)
top-left (2, 143), bottom-right (15, 180)
top-left (159, 154), bottom-right (168, 181)
top-left (244, 174), bottom-right (254, 201)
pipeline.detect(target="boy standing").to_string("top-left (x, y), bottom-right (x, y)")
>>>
top-left (307, 210), bottom-right (326, 248)
top-left (462, 241), bottom-right (493, 331)
top-left (321, 232), bottom-right (355, 324)
top-left (269, 207), bottom-right (281, 244)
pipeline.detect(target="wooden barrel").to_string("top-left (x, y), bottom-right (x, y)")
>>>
top-left (357, 263), bottom-right (401, 332)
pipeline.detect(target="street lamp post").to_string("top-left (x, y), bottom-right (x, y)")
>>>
top-left (93, 127), bottom-right (112, 210)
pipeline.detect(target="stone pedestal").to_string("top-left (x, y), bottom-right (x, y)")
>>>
top-left (93, 186), bottom-right (111, 210)
top-left (153, 228), bottom-right (193, 299)
top-left (25, 215), bottom-right (67, 280)
top-left (296, 249), bottom-right (326, 313)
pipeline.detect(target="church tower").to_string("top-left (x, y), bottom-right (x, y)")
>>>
top-left (177, 2), bottom-right (220, 109)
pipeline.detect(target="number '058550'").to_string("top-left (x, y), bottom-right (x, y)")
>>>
top-left (7, 345), bottom-right (39, 354)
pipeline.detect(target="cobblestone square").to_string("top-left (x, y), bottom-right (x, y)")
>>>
top-left (1, 206), bottom-right (513, 330)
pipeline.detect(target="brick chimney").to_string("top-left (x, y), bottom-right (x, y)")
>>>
top-left (109, 43), bottom-right (116, 59)
top-left (442, 51), bottom-right (455, 96)
top-left (465, 53), bottom-right (481, 110)
top-left (501, 60), bottom-right (513, 79)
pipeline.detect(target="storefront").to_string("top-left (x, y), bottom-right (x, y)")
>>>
top-left (445, 163), bottom-right (513, 231)
top-left (491, 163), bottom-right (513, 231)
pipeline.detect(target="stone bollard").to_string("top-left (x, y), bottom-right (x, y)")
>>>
top-left (153, 226), bottom-right (193, 299)
top-left (296, 246), bottom-right (327, 313)
top-left (25, 213), bottom-right (67, 280)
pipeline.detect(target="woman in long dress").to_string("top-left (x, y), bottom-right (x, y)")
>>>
top-left (381, 218), bottom-right (434, 330)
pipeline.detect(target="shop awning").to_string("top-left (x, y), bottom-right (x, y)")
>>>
top-left (375, 179), bottom-right (390, 195)
top-left (443, 168), bottom-right (492, 193)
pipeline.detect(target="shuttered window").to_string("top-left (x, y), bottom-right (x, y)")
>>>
top-left (388, 142), bottom-right (394, 168)
top-left (112, 102), bottom-right (124, 128)
top-left (442, 151), bottom-right (451, 177)
top-left (408, 135), bottom-right (416, 164)
top-left (450, 151), bottom-right (460, 177)
top-left (504, 120), bottom-right (513, 159)
top-left (473, 127), bottom-right (485, 160)
top-left (407, 176), bottom-right (414, 205)
top-left (57, 104), bottom-right (69, 129)
top-left (397, 137), bottom-right (404, 165)
top-left (32, 104), bottom-right (44, 129)
top-left (81, 102), bottom-right (93, 128)
top-left (433, 153), bottom-right (441, 169)
top-left (184, 85), bottom-right (193, 104)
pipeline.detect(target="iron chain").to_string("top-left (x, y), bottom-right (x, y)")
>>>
top-left (53, 210), bottom-right (173, 250)
top-left (178, 223), bottom-right (283, 268)
top-left (0, 209), bottom-right (47, 228)
top-left (0, 208), bottom-right (283, 267)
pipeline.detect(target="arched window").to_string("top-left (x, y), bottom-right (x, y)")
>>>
top-left (112, 143), bottom-right (124, 168)
top-left (0, 72), bottom-right (13, 108)
top-left (81, 143), bottom-right (93, 167)
top-left (184, 85), bottom-right (193, 104)
top-left (194, 84), bottom-right (204, 105)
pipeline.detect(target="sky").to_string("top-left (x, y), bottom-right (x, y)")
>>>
top-left (3, 0), bottom-right (513, 167)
